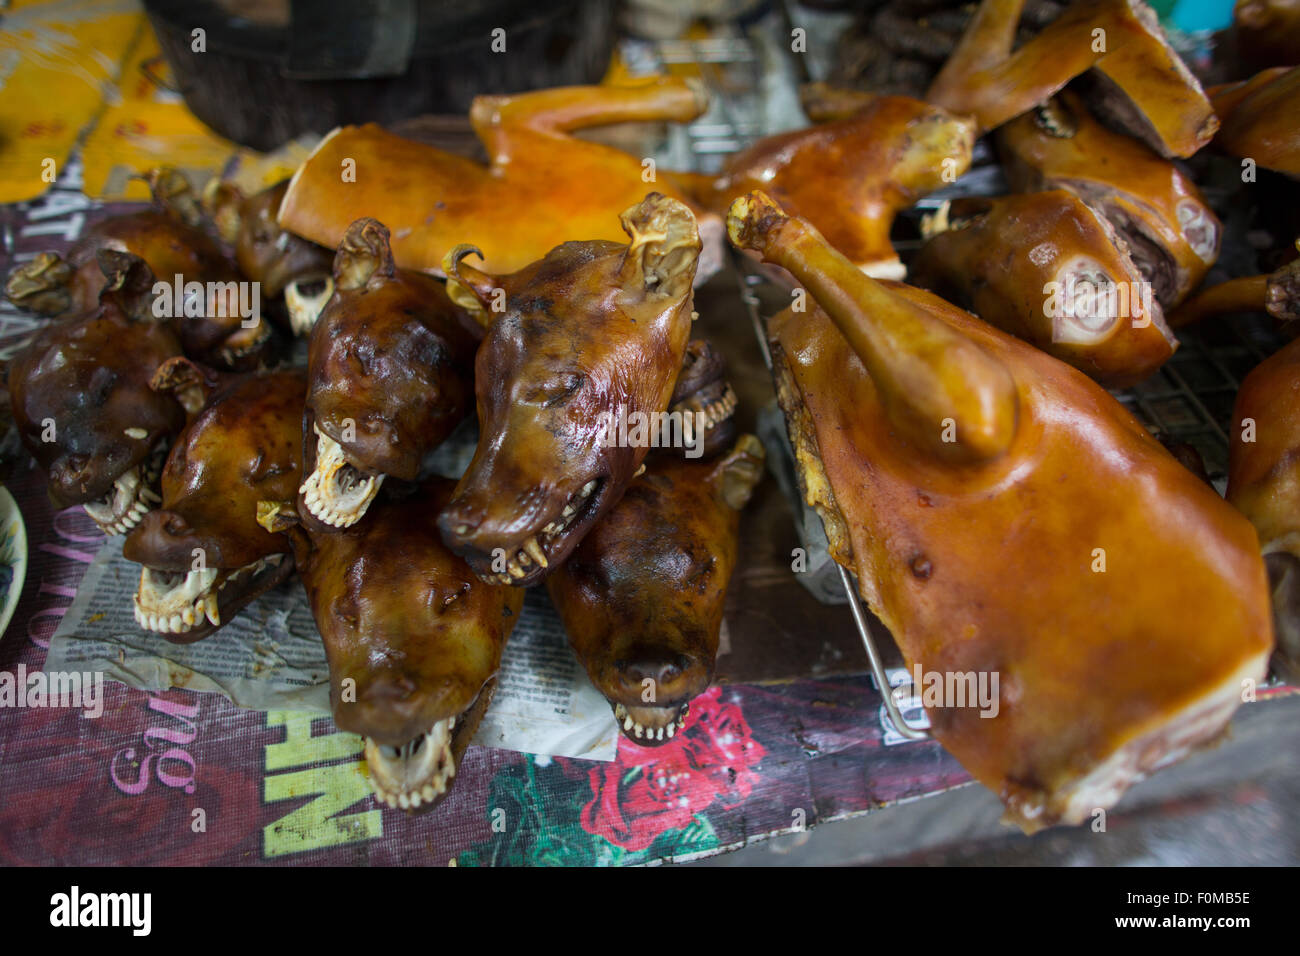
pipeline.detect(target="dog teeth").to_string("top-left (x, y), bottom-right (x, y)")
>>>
top-left (666, 722), bottom-right (675, 738)
top-left (507, 561), bottom-right (526, 580)
top-left (581, 480), bottom-right (597, 496)
top-left (522, 536), bottom-right (548, 569)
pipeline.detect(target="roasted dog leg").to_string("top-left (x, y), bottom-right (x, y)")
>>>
top-left (436, 193), bottom-right (701, 587)
top-left (730, 190), bottom-right (1273, 831)
top-left (278, 79), bottom-right (723, 281)
top-left (547, 435), bottom-right (764, 745)
top-left (1169, 253), bottom-right (1300, 327)
top-left (998, 90), bottom-right (1220, 308)
top-left (911, 191), bottom-right (1178, 387)
top-left (927, 0), bottom-right (1217, 157)
top-left (260, 479), bottom-right (523, 811)
top-left (704, 83), bottom-right (975, 278)
top-left (124, 369), bottom-right (305, 642)
top-left (6, 251), bottom-right (185, 535)
top-left (299, 218), bottom-right (479, 530)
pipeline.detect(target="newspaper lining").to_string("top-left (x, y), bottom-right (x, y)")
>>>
top-left (45, 535), bottom-right (619, 761)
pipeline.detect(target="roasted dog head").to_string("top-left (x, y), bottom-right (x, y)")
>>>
top-left (124, 367), bottom-right (305, 641)
top-left (6, 251), bottom-right (184, 534)
top-left (5, 169), bottom-right (222, 320)
top-left (437, 193), bottom-right (701, 587)
top-left (664, 339), bottom-right (738, 462)
top-left (299, 218), bottom-right (479, 530)
top-left (261, 478), bottom-right (523, 810)
top-left (547, 435), bottom-right (764, 745)
top-left (205, 178), bottom-right (335, 334)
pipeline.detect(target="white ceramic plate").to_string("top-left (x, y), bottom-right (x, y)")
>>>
top-left (0, 486), bottom-right (29, 638)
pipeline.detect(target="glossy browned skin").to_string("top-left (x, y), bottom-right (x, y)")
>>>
top-left (206, 179), bottom-right (333, 299)
top-left (123, 369), bottom-right (305, 640)
top-left (6, 252), bottom-right (184, 509)
top-left (999, 91), bottom-right (1220, 307)
top-left (1229, 335), bottom-right (1300, 547)
top-left (911, 191), bottom-right (1177, 388)
top-left (547, 435), bottom-right (764, 746)
top-left (278, 80), bottom-right (719, 279)
top-left (281, 479), bottom-right (523, 748)
top-left (304, 218), bottom-right (479, 483)
top-left (1228, 337), bottom-right (1300, 680)
top-left (928, 0), bottom-right (1217, 158)
top-left (1211, 66), bottom-right (1300, 179)
top-left (732, 191), bottom-right (1273, 830)
top-left (703, 86), bottom-right (975, 275)
top-left (437, 193), bottom-right (700, 587)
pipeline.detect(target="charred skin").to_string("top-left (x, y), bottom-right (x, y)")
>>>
top-left (123, 369), bottom-right (305, 642)
top-left (271, 479), bottom-right (522, 811)
top-left (911, 191), bottom-right (1177, 388)
top-left (3, 169), bottom-right (273, 371)
top-left (437, 193), bottom-right (701, 588)
top-left (1210, 65), bottom-right (1300, 179)
top-left (5, 251), bottom-right (185, 533)
top-left (731, 191), bottom-right (1273, 831)
top-left (547, 436), bottom-right (764, 746)
top-left (998, 91), bottom-right (1220, 308)
top-left (927, 0), bottom-right (1217, 158)
top-left (299, 219), bottom-right (479, 530)
top-left (1228, 335), bottom-right (1300, 682)
top-left (277, 80), bottom-right (723, 282)
top-left (705, 87), bottom-right (975, 278)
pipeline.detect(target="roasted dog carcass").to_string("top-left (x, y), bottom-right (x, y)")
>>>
top-left (299, 218), bottom-right (479, 530)
top-left (204, 178), bottom-right (335, 335)
top-left (998, 90), bottom-right (1220, 308)
top-left (731, 191), bottom-right (1273, 831)
top-left (928, 0), bottom-right (1217, 158)
top-left (911, 191), bottom-right (1177, 387)
top-left (702, 84), bottom-right (975, 278)
top-left (124, 366), bottom-right (304, 641)
top-left (6, 251), bottom-right (184, 535)
top-left (437, 193), bottom-right (701, 587)
top-left (547, 435), bottom-right (764, 745)
top-left (4, 169), bottom-right (274, 370)
top-left (260, 479), bottom-right (523, 810)
top-left (277, 79), bottom-right (723, 282)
